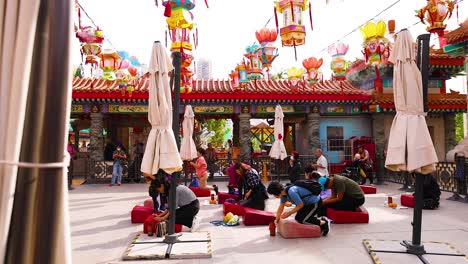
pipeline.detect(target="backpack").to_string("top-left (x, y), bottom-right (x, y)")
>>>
top-left (285, 180), bottom-right (322, 200)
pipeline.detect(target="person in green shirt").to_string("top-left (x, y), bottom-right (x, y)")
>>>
top-left (319, 175), bottom-right (365, 216)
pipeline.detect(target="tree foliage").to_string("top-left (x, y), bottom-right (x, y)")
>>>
top-left (205, 119), bottom-right (226, 148)
top-left (74, 63), bottom-right (84, 78)
top-left (455, 113), bottom-right (465, 142)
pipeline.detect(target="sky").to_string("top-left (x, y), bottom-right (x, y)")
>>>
top-left (73, 0), bottom-right (467, 92)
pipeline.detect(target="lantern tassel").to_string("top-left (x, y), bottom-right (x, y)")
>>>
top-left (294, 42), bottom-right (297, 61)
top-left (290, 0), bottom-right (295, 23)
top-left (309, 2), bottom-right (313, 31)
top-left (77, 2), bottom-right (82, 30)
top-left (204, 0), bottom-right (209, 8)
top-left (163, 1), bottom-right (171, 17)
top-left (274, 7), bottom-right (279, 33)
top-left (155, 0), bottom-right (158, 7)
top-left (456, 4), bottom-right (459, 24)
top-left (165, 30), bottom-right (167, 47)
top-left (196, 28), bottom-right (199, 48)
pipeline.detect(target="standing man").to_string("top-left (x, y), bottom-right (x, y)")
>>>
top-left (312, 149), bottom-right (329, 177)
top-left (357, 145), bottom-right (374, 185)
top-left (205, 143), bottom-right (217, 180)
top-left (110, 145), bottom-right (126, 186)
top-left (67, 138), bottom-right (76, 190)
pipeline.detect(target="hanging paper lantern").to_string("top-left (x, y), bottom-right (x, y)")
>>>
top-left (255, 28), bottom-right (279, 71)
top-left (302, 57), bottom-right (323, 84)
top-left (359, 21), bottom-right (389, 65)
top-left (181, 67), bottom-right (193, 94)
top-left (127, 66), bottom-right (139, 97)
top-left (416, 0), bottom-right (455, 36)
top-left (98, 49), bottom-right (120, 82)
top-left (229, 70), bottom-right (239, 88)
top-left (244, 44), bottom-right (263, 81)
top-left (274, 0), bottom-right (312, 59)
top-left (328, 43), bottom-right (349, 81)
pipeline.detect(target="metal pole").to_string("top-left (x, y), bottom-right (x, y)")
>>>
top-left (416, 33), bottom-right (430, 113)
top-left (167, 51), bottom-right (182, 238)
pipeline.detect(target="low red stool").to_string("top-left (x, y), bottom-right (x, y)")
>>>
top-left (242, 208), bottom-right (276, 226)
top-left (131, 205), bottom-right (153, 224)
top-left (277, 219), bottom-right (321, 238)
top-left (400, 193), bottom-right (415, 208)
top-left (359, 185), bottom-right (377, 194)
top-left (326, 206), bottom-right (369, 224)
top-left (223, 202), bottom-right (246, 216)
top-left (143, 198), bottom-right (153, 209)
top-left (218, 192), bottom-right (240, 204)
top-left (143, 215), bottom-right (182, 234)
top-left (189, 187), bottom-right (211, 197)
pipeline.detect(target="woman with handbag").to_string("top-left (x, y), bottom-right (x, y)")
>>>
top-left (190, 148), bottom-right (218, 194)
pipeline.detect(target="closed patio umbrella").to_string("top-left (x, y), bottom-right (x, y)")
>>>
top-left (385, 30), bottom-right (438, 174)
top-left (269, 105), bottom-right (287, 181)
top-left (141, 42), bottom-right (183, 175)
top-left (180, 105), bottom-right (197, 161)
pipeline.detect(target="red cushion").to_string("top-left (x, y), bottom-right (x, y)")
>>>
top-left (143, 198), bottom-right (153, 209)
top-left (360, 185), bottom-right (377, 194)
top-left (223, 202), bottom-right (246, 216)
top-left (326, 206), bottom-right (369, 224)
top-left (400, 194), bottom-right (415, 208)
top-left (131, 205), bottom-right (154, 223)
top-left (143, 215), bottom-right (182, 234)
top-left (189, 187), bottom-right (211, 197)
top-left (242, 208), bottom-right (276, 226)
top-left (277, 219), bottom-right (321, 238)
top-left (218, 192), bottom-right (240, 204)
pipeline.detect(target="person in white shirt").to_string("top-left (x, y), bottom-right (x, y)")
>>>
top-left (312, 149), bottom-right (329, 177)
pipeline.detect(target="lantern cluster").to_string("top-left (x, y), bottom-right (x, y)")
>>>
top-left (328, 43), bottom-right (350, 81)
top-left (74, 1), bottom-right (104, 73)
top-left (416, 0), bottom-right (455, 36)
top-left (302, 57), bottom-right (323, 84)
top-left (244, 44), bottom-right (264, 81)
top-left (161, 0), bottom-right (207, 93)
top-left (359, 21), bottom-right (391, 65)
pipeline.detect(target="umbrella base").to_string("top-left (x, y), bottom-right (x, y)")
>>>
top-left (363, 239), bottom-right (466, 264)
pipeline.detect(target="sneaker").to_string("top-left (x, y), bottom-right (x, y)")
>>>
top-left (118, 183), bottom-right (121, 186)
top-left (213, 185), bottom-right (219, 195)
top-left (108, 184), bottom-right (113, 187)
top-left (191, 217), bottom-right (200, 232)
top-left (321, 217), bottom-right (330, 236)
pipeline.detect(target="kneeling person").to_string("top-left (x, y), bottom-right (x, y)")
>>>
top-left (320, 175), bottom-right (365, 216)
top-left (151, 179), bottom-right (200, 231)
top-left (267, 181), bottom-right (329, 236)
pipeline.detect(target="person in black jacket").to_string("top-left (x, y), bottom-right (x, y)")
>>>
top-left (148, 171), bottom-right (169, 212)
top-left (288, 151), bottom-right (301, 183)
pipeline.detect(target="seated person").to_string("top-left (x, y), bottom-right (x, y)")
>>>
top-left (267, 181), bottom-right (329, 236)
top-left (235, 162), bottom-right (269, 210)
top-left (415, 174), bottom-right (441, 209)
top-left (304, 165), bottom-right (327, 191)
top-left (319, 175), bottom-right (365, 216)
top-left (151, 178), bottom-right (200, 231)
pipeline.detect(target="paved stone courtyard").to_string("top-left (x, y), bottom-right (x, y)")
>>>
top-left (69, 182), bottom-right (468, 264)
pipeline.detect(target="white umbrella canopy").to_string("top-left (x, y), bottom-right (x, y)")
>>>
top-left (269, 105), bottom-right (287, 160)
top-left (180, 105), bottom-right (197, 161)
top-left (0, 0), bottom-right (41, 261)
top-left (141, 42), bottom-right (182, 175)
top-left (385, 30), bottom-right (438, 174)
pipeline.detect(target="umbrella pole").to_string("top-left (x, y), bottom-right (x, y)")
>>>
top-left (402, 173), bottom-right (426, 255)
top-left (165, 51), bottom-right (182, 242)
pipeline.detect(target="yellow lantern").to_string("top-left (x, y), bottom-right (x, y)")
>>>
top-left (286, 67), bottom-right (305, 91)
top-left (98, 49), bottom-right (120, 82)
top-left (359, 21), bottom-right (389, 65)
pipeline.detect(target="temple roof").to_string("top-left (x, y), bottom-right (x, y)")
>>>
top-left (72, 77), bottom-right (371, 103)
top-left (371, 93), bottom-right (467, 112)
top-left (444, 20), bottom-right (468, 44)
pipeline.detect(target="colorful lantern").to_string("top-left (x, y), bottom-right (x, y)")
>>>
top-left (274, 0), bottom-right (312, 59)
top-left (359, 21), bottom-right (389, 65)
top-left (236, 63), bottom-right (249, 90)
top-left (98, 49), bottom-right (120, 82)
top-left (328, 43), bottom-right (349, 81)
top-left (286, 67), bottom-right (305, 90)
top-left (244, 44), bottom-right (263, 81)
top-left (162, 0), bottom-right (203, 94)
top-left (302, 57), bottom-right (323, 84)
top-left (255, 28), bottom-right (279, 72)
top-left (229, 70), bottom-right (239, 88)
top-left (127, 66), bottom-right (139, 97)
top-left (416, 0), bottom-right (455, 36)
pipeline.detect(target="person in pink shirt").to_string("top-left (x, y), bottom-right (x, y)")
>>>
top-left (190, 148), bottom-right (218, 194)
